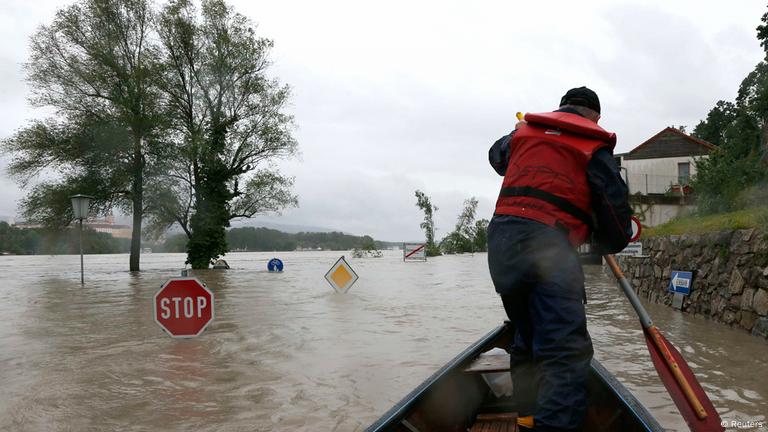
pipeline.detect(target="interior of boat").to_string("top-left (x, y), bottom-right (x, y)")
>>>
top-left (369, 325), bottom-right (662, 432)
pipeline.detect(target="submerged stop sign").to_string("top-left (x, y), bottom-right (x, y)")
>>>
top-left (153, 277), bottom-right (214, 338)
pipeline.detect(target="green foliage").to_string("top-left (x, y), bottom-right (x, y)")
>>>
top-left (0, 223), bottom-right (40, 255)
top-left (292, 231), bottom-right (392, 251)
top-left (440, 197), bottom-right (475, 254)
top-left (223, 227), bottom-right (392, 251)
top-left (361, 236), bottom-right (377, 251)
top-left (414, 190), bottom-right (441, 256)
top-left (690, 2), bottom-right (768, 211)
top-left (644, 206), bottom-right (768, 237)
top-left (156, 233), bottom-right (189, 253)
top-left (691, 17), bottom-right (768, 214)
top-left (440, 198), bottom-right (488, 254)
top-left (154, 0), bottom-right (298, 268)
top-left (0, 222), bottom-right (130, 255)
top-left (225, 227), bottom-right (295, 251)
top-left (473, 219), bottom-right (489, 252)
top-left (352, 236), bottom-right (383, 258)
top-left (692, 101), bottom-right (737, 147)
top-left (4, 0), bottom-right (164, 271)
top-left (155, 228), bottom-right (395, 253)
top-left (5, 118), bottom-right (133, 229)
top-left (757, 8), bottom-right (768, 55)
top-left (4, 0), bottom-right (297, 271)
top-left (186, 129), bottom-right (233, 268)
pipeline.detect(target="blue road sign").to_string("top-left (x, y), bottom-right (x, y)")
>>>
top-left (267, 258), bottom-right (284, 272)
top-left (668, 270), bottom-right (692, 294)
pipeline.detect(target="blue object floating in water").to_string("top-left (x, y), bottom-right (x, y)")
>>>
top-left (267, 258), bottom-right (284, 272)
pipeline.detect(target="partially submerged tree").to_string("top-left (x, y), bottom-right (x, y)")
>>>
top-left (5, 0), bottom-right (298, 271)
top-left (352, 235), bottom-right (383, 258)
top-left (414, 190), bottom-right (441, 256)
top-left (153, 0), bottom-right (297, 268)
top-left (440, 197), bottom-right (481, 254)
top-left (473, 218), bottom-right (489, 253)
top-left (4, 0), bottom-right (162, 271)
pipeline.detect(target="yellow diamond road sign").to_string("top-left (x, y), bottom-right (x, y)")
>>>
top-left (325, 256), bottom-right (359, 293)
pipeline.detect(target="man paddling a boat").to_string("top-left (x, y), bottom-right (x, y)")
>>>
top-left (487, 87), bottom-right (632, 432)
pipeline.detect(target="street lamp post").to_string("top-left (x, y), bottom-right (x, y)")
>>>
top-left (70, 194), bottom-right (93, 284)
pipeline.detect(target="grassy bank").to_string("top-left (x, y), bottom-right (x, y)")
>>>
top-left (644, 206), bottom-right (768, 237)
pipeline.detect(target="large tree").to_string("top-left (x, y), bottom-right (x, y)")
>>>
top-left (4, 0), bottom-right (162, 271)
top-left (4, 0), bottom-right (297, 271)
top-left (414, 190), bottom-right (441, 257)
top-left (152, 0), bottom-right (297, 268)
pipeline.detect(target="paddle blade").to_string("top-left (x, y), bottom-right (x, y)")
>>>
top-left (644, 328), bottom-right (724, 432)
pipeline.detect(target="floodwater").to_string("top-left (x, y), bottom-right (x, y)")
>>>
top-left (0, 251), bottom-right (765, 431)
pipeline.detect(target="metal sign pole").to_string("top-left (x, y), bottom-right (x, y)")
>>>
top-left (70, 194), bottom-right (92, 285)
top-left (672, 292), bottom-right (684, 310)
top-left (79, 218), bottom-right (84, 285)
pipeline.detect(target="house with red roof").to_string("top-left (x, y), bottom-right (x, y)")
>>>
top-left (615, 127), bottom-right (717, 196)
top-left (614, 127), bottom-right (717, 227)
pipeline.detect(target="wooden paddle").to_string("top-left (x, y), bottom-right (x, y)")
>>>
top-left (604, 254), bottom-right (725, 432)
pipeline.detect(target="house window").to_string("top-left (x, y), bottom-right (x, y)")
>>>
top-left (678, 162), bottom-right (690, 185)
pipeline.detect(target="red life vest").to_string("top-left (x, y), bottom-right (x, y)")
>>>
top-left (494, 111), bottom-right (616, 246)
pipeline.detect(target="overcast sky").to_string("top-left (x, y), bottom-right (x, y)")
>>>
top-left (0, 1), bottom-right (765, 241)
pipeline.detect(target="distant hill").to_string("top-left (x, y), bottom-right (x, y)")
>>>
top-left (66, 213), bottom-right (342, 236)
top-left (157, 226), bottom-right (400, 253)
top-left (229, 219), bottom-right (341, 234)
top-left (1, 221), bottom-right (131, 255)
top-left (2, 219), bottom-right (401, 255)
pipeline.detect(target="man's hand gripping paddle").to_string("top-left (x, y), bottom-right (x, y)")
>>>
top-left (515, 112), bottom-right (526, 128)
top-left (604, 255), bottom-right (724, 432)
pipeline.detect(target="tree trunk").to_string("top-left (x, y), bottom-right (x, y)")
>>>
top-left (129, 135), bottom-right (143, 272)
top-left (761, 119), bottom-right (768, 164)
top-left (186, 127), bottom-right (231, 269)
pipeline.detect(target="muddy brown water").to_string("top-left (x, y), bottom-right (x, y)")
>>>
top-left (0, 251), bottom-right (765, 431)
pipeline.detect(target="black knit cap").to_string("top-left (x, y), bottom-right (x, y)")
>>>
top-left (560, 86), bottom-right (601, 114)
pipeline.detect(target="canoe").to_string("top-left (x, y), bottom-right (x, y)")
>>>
top-left (366, 322), bottom-right (664, 432)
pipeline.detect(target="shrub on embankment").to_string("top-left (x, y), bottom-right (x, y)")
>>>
top-left (644, 206), bottom-right (768, 237)
top-left (617, 228), bottom-right (768, 339)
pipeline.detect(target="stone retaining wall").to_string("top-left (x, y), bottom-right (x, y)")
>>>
top-left (616, 228), bottom-right (768, 339)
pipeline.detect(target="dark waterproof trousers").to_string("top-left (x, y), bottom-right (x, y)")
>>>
top-left (487, 215), bottom-right (593, 432)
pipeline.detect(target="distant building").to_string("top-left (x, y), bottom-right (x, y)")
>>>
top-left (295, 247), bottom-right (323, 251)
top-left (84, 215), bottom-right (132, 239)
top-left (12, 214), bottom-right (132, 239)
top-left (616, 127), bottom-right (717, 196)
top-left (615, 128), bottom-right (717, 226)
top-left (10, 221), bottom-right (43, 229)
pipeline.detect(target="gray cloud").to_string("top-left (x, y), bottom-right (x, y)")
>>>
top-left (1, 0), bottom-right (766, 240)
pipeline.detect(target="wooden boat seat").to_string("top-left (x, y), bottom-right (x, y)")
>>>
top-left (469, 413), bottom-right (519, 432)
top-left (463, 354), bottom-right (511, 374)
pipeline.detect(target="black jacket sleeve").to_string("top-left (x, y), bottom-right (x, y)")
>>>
top-left (489, 132), bottom-right (514, 176)
top-left (587, 148), bottom-right (633, 254)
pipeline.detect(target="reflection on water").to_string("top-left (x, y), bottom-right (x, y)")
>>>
top-left (0, 251), bottom-right (765, 431)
